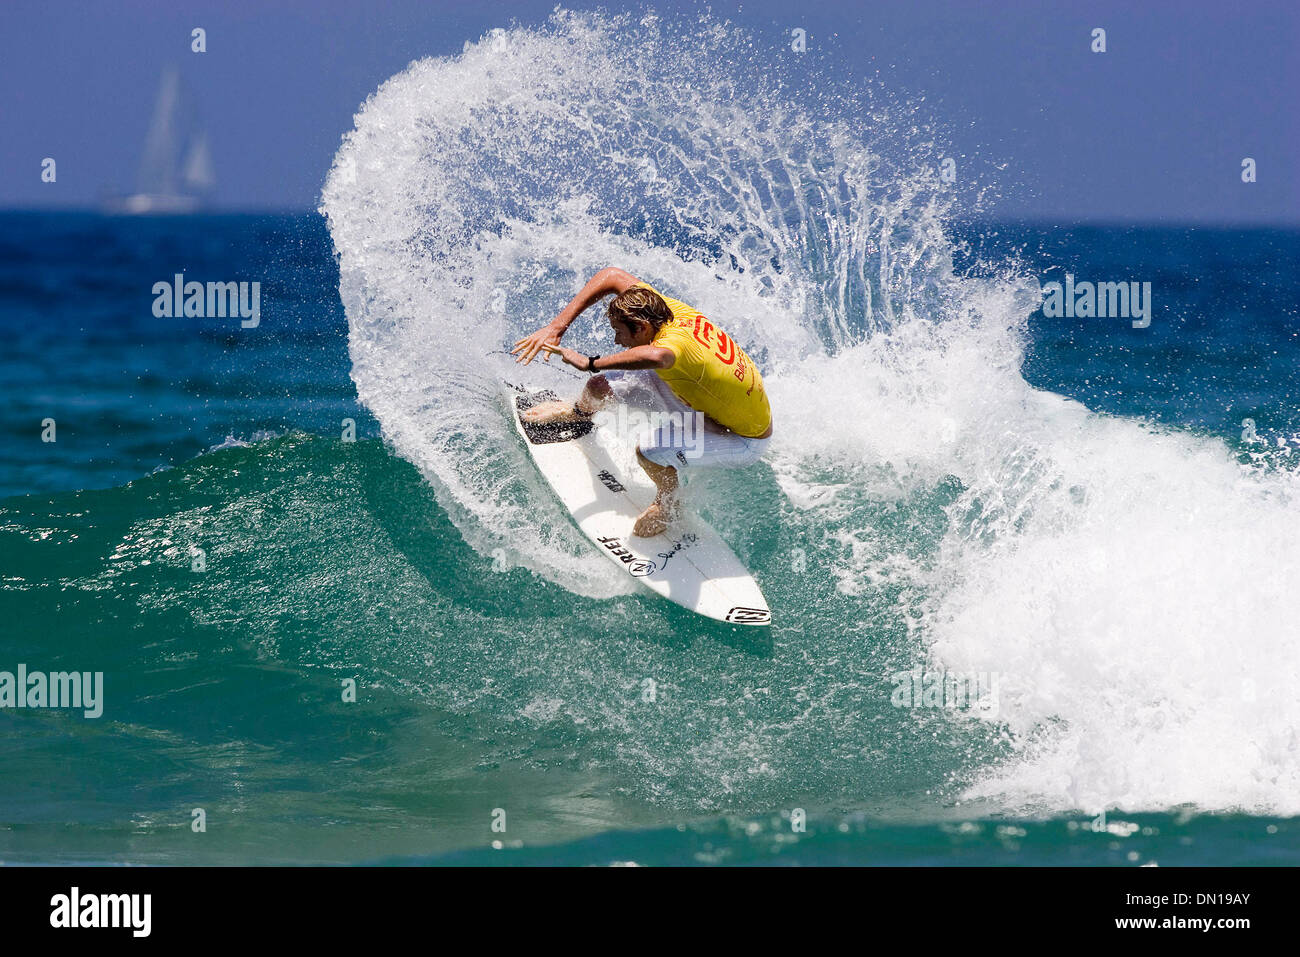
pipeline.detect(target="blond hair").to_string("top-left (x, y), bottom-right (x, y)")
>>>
top-left (607, 286), bottom-right (673, 331)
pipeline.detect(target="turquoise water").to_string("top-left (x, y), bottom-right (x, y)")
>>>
top-left (412, 812), bottom-right (1300, 867)
top-left (3, 13), bottom-right (1299, 865)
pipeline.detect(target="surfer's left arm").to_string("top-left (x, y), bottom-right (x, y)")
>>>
top-left (512, 267), bottom-right (641, 364)
top-left (548, 344), bottom-right (674, 372)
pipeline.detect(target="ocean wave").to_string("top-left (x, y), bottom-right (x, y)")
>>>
top-left (313, 9), bottom-right (1300, 816)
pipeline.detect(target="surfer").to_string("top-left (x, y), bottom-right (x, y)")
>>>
top-left (512, 267), bottom-right (772, 537)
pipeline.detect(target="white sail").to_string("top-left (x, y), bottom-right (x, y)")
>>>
top-left (137, 67), bottom-right (182, 196)
top-left (106, 67), bottom-right (213, 214)
top-left (182, 133), bottom-right (215, 190)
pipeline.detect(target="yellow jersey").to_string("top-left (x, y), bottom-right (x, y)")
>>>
top-left (636, 282), bottom-right (771, 438)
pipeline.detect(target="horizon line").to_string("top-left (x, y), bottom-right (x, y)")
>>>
top-left (1, 206), bottom-right (1298, 230)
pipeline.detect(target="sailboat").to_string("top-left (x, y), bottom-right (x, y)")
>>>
top-left (103, 67), bottom-right (214, 215)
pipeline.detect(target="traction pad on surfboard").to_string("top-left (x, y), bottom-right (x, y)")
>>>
top-left (515, 389), bottom-right (595, 445)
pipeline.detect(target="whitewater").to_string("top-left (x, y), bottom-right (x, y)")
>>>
top-left (319, 9), bottom-right (1300, 819)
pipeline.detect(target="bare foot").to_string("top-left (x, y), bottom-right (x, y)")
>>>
top-left (522, 399), bottom-right (587, 425)
top-left (633, 500), bottom-right (679, 537)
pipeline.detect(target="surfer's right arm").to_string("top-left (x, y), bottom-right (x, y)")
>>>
top-left (512, 267), bottom-right (641, 364)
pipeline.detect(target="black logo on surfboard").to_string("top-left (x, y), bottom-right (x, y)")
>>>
top-left (597, 469), bottom-right (626, 493)
top-left (597, 536), bottom-right (656, 576)
top-left (725, 606), bottom-right (771, 625)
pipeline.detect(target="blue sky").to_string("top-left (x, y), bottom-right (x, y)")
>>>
top-left (3, 0), bottom-right (1296, 222)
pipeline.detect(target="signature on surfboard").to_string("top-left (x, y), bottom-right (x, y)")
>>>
top-left (653, 532), bottom-right (700, 573)
top-left (604, 531), bottom-right (701, 578)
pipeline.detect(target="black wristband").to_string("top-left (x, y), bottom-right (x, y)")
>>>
top-left (587, 355), bottom-right (600, 372)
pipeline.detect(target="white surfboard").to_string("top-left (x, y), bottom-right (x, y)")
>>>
top-left (508, 385), bottom-right (771, 626)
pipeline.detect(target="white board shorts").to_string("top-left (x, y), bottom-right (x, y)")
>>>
top-left (598, 370), bottom-right (771, 471)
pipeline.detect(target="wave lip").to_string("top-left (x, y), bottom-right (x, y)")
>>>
top-left (319, 9), bottom-right (954, 599)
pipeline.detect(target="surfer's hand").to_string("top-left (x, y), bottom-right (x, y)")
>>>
top-left (549, 346), bottom-right (589, 370)
top-left (511, 324), bottom-right (562, 364)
